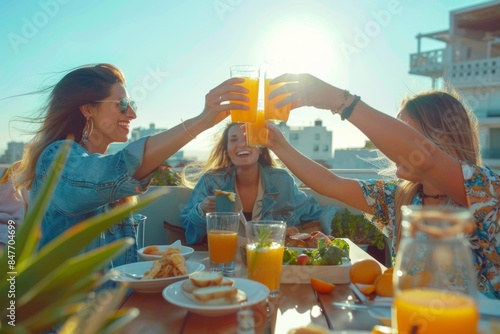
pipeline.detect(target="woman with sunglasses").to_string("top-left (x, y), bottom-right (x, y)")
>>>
top-left (12, 63), bottom-right (248, 267)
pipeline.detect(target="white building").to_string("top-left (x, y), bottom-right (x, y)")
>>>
top-left (409, 1), bottom-right (500, 170)
top-left (0, 141), bottom-right (25, 164)
top-left (277, 119), bottom-right (333, 167)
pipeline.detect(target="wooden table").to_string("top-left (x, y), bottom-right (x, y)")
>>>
top-left (119, 242), bottom-right (384, 334)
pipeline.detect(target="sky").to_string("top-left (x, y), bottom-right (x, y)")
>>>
top-left (0, 0), bottom-right (490, 160)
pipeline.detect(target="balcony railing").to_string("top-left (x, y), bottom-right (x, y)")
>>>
top-left (409, 49), bottom-right (445, 77)
top-left (447, 57), bottom-right (500, 87)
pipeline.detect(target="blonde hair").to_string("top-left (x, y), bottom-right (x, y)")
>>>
top-left (181, 122), bottom-right (280, 188)
top-left (12, 64), bottom-right (126, 192)
top-left (392, 89), bottom-right (481, 247)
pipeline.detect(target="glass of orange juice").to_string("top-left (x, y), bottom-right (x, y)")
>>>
top-left (264, 59), bottom-right (292, 122)
top-left (245, 220), bottom-right (286, 297)
top-left (392, 206), bottom-right (479, 334)
top-left (229, 65), bottom-right (260, 123)
top-left (206, 212), bottom-right (240, 276)
top-left (246, 104), bottom-right (268, 147)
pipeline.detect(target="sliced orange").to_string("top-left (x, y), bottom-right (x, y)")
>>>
top-left (355, 283), bottom-right (376, 296)
top-left (310, 277), bottom-right (336, 294)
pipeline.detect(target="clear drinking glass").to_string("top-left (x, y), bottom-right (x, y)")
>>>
top-left (246, 101), bottom-right (268, 147)
top-left (133, 214), bottom-right (147, 249)
top-left (206, 212), bottom-right (241, 276)
top-left (392, 205), bottom-right (479, 334)
top-left (229, 65), bottom-right (260, 123)
top-left (245, 220), bottom-right (286, 298)
top-left (264, 59), bottom-right (292, 122)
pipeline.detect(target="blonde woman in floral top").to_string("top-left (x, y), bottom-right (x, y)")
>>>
top-left (265, 73), bottom-right (499, 299)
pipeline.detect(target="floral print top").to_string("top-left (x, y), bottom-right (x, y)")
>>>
top-left (358, 161), bottom-right (500, 299)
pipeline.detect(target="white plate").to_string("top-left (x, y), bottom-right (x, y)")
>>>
top-left (138, 241), bottom-right (194, 261)
top-left (111, 261), bottom-right (204, 293)
top-left (162, 277), bottom-right (270, 316)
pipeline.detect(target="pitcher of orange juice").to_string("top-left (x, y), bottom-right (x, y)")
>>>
top-left (392, 206), bottom-right (479, 334)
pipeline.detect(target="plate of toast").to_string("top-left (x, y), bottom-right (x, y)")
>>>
top-left (162, 271), bottom-right (269, 316)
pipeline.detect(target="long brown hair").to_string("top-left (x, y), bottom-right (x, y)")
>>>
top-left (13, 64), bottom-right (126, 191)
top-left (393, 90), bottom-right (481, 247)
top-left (181, 122), bottom-right (280, 188)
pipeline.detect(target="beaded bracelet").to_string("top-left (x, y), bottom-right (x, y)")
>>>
top-left (340, 95), bottom-right (361, 121)
top-left (181, 119), bottom-right (196, 139)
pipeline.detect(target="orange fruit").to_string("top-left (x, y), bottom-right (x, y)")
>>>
top-left (356, 283), bottom-right (375, 295)
top-left (374, 273), bottom-right (394, 297)
top-left (310, 277), bottom-right (336, 294)
top-left (349, 259), bottom-right (383, 284)
top-left (399, 270), bottom-right (433, 290)
top-left (383, 267), bottom-right (394, 275)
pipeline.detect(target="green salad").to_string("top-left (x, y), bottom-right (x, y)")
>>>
top-left (283, 239), bottom-right (350, 265)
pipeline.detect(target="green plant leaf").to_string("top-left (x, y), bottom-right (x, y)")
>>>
top-left (16, 140), bottom-right (72, 264)
top-left (58, 284), bottom-right (136, 334)
top-left (18, 238), bottom-right (133, 308)
top-left (99, 308), bottom-right (140, 334)
top-left (0, 187), bottom-right (166, 301)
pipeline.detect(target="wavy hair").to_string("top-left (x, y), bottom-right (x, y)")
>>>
top-left (12, 64), bottom-right (125, 192)
top-left (392, 89), bottom-right (481, 247)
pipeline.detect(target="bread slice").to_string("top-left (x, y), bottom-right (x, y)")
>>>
top-left (189, 271), bottom-right (223, 287)
top-left (192, 286), bottom-right (238, 305)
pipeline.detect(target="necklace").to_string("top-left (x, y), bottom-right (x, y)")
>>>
top-left (419, 189), bottom-right (447, 199)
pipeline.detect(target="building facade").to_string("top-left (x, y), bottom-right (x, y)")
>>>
top-left (409, 1), bottom-right (500, 170)
top-left (277, 119), bottom-right (334, 167)
top-left (0, 141), bottom-right (25, 164)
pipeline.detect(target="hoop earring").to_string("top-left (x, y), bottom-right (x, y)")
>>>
top-left (80, 118), bottom-right (93, 146)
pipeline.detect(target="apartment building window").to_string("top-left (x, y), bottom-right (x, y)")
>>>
top-left (290, 133), bottom-right (299, 140)
top-left (323, 144), bottom-right (329, 152)
top-left (313, 144), bottom-right (319, 152)
top-left (315, 133), bottom-right (320, 140)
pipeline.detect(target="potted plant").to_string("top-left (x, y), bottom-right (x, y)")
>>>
top-left (0, 141), bottom-right (165, 333)
top-left (330, 208), bottom-right (386, 251)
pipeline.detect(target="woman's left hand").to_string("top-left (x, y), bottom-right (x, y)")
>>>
top-left (201, 77), bottom-right (250, 126)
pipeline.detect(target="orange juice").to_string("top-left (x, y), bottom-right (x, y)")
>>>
top-left (246, 242), bottom-right (284, 292)
top-left (208, 230), bottom-right (238, 263)
top-left (230, 77), bottom-right (259, 123)
top-left (393, 289), bottom-right (478, 334)
top-left (246, 109), bottom-right (268, 146)
top-left (264, 78), bottom-right (291, 122)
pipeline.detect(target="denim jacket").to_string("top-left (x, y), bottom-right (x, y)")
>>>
top-left (181, 165), bottom-right (338, 244)
top-left (31, 138), bottom-right (153, 267)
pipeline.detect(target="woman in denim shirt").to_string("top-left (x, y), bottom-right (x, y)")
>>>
top-left (180, 122), bottom-right (338, 245)
top-left (12, 63), bottom-right (249, 267)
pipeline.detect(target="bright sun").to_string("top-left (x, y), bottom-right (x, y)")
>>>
top-left (261, 18), bottom-right (346, 80)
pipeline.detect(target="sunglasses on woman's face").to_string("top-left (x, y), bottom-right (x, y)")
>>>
top-left (94, 98), bottom-right (138, 113)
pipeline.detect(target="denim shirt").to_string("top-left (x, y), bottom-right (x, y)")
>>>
top-left (31, 138), bottom-right (153, 267)
top-left (181, 165), bottom-right (338, 244)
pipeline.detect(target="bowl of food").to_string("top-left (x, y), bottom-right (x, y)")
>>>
top-left (138, 241), bottom-right (194, 261)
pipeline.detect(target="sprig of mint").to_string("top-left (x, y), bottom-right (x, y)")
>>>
top-left (256, 226), bottom-right (272, 248)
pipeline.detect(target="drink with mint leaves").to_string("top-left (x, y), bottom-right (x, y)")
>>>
top-left (245, 220), bottom-right (286, 297)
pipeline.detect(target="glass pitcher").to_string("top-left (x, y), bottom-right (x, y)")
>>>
top-left (392, 205), bottom-right (479, 334)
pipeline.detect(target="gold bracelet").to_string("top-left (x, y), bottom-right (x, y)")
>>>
top-left (181, 119), bottom-right (196, 139)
